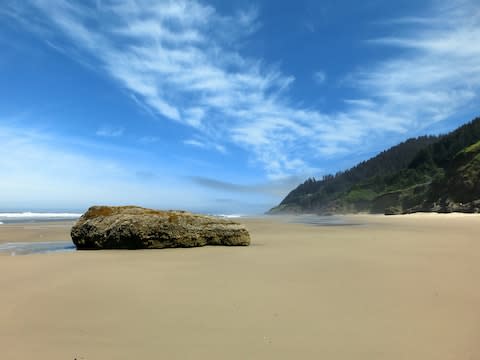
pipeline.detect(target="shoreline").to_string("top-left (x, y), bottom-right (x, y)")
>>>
top-left (0, 221), bottom-right (75, 244)
top-left (1, 212), bottom-right (479, 245)
top-left (1, 215), bottom-right (479, 359)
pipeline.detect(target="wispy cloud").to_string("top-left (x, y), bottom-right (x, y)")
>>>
top-left (190, 175), bottom-right (305, 197)
top-left (352, 0), bottom-right (480, 128)
top-left (139, 136), bottom-right (159, 144)
top-left (0, 122), bottom-right (210, 210)
top-left (3, 0), bottom-right (480, 179)
top-left (96, 126), bottom-right (124, 137)
top-left (183, 139), bottom-right (205, 148)
top-left (372, 16), bottom-right (436, 26)
top-left (313, 71), bottom-right (327, 85)
top-left (183, 138), bottom-right (226, 153)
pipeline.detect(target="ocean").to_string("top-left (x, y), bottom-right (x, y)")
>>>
top-left (0, 212), bottom-right (80, 255)
top-left (0, 212), bottom-right (82, 225)
top-left (0, 241), bottom-right (76, 256)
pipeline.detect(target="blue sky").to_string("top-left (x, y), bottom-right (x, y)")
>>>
top-left (0, 0), bottom-right (479, 213)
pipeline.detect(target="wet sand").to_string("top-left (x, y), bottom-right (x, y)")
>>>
top-left (0, 214), bottom-right (479, 359)
top-left (0, 221), bottom-right (75, 243)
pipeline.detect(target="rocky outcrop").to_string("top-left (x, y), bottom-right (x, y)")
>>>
top-left (71, 206), bottom-right (250, 249)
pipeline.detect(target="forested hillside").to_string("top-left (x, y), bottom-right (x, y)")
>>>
top-left (269, 117), bottom-right (480, 215)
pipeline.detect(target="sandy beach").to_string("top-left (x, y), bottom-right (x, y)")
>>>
top-left (0, 221), bottom-right (76, 244)
top-left (0, 214), bottom-right (479, 359)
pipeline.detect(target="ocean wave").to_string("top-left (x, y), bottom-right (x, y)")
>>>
top-left (213, 214), bottom-right (244, 218)
top-left (0, 212), bottom-right (82, 219)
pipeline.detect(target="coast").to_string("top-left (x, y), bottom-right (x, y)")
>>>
top-left (0, 221), bottom-right (75, 244)
top-left (0, 214), bottom-right (479, 359)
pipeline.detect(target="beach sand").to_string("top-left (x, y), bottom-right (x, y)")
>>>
top-left (0, 221), bottom-right (75, 243)
top-left (0, 214), bottom-right (479, 359)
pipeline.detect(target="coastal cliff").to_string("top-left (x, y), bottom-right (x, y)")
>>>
top-left (269, 117), bottom-right (480, 215)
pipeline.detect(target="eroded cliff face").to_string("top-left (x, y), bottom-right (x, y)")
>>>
top-left (71, 206), bottom-right (250, 249)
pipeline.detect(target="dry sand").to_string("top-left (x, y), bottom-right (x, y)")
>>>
top-left (0, 214), bottom-right (479, 359)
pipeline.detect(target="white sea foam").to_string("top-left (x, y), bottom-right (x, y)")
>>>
top-left (0, 212), bottom-right (81, 220)
top-left (214, 214), bottom-right (244, 218)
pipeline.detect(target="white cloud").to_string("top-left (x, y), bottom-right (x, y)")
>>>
top-left (96, 126), bottom-right (124, 137)
top-left (139, 136), bottom-right (159, 144)
top-left (183, 138), bottom-right (226, 154)
top-left (313, 71), bottom-right (327, 85)
top-left (3, 0), bottom-right (480, 179)
top-left (0, 123), bottom-right (210, 210)
top-left (184, 107), bottom-right (205, 128)
top-left (183, 139), bottom-right (206, 148)
top-left (351, 1), bottom-right (480, 131)
top-left (343, 99), bottom-right (376, 108)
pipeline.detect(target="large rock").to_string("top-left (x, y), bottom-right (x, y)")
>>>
top-left (71, 206), bottom-right (250, 249)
